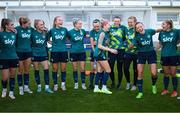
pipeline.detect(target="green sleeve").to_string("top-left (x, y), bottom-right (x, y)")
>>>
top-left (149, 29), bottom-right (156, 35)
top-left (82, 29), bottom-right (86, 37)
top-left (89, 30), bottom-right (93, 38)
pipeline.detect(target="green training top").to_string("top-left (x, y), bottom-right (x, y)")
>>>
top-left (0, 31), bottom-right (18, 59)
top-left (135, 29), bottom-right (156, 52)
top-left (15, 26), bottom-right (33, 52)
top-left (124, 27), bottom-right (137, 54)
top-left (48, 27), bottom-right (68, 52)
top-left (159, 29), bottom-right (179, 57)
top-left (68, 28), bottom-right (86, 53)
top-left (31, 30), bottom-right (48, 57)
top-left (90, 29), bottom-right (101, 51)
top-left (109, 25), bottom-right (126, 49)
top-left (94, 29), bottom-right (110, 59)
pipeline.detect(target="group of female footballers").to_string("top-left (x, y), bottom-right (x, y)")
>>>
top-left (0, 15), bottom-right (179, 100)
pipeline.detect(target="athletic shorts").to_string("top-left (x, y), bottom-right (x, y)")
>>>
top-left (161, 56), bottom-right (178, 66)
top-left (0, 59), bottom-right (19, 69)
top-left (51, 52), bottom-right (69, 63)
top-left (32, 56), bottom-right (48, 62)
top-left (137, 50), bottom-right (157, 64)
top-left (70, 52), bottom-right (86, 62)
top-left (17, 52), bottom-right (32, 61)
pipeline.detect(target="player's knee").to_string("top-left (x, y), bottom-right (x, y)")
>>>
top-left (151, 71), bottom-right (157, 76)
top-left (52, 66), bottom-right (58, 72)
top-left (170, 71), bottom-right (176, 77)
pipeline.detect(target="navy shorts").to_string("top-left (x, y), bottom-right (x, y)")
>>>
top-left (95, 55), bottom-right (107, 61)
top-left (0, 59), bottom-right (19, 69)
top-left (32, 56), bottom-right (48, 62)
top-left (161, 56), bottom-right (178, 66)
top-left (51, 52), bottom-right (69, 63)
top-left (70, 52), bottom-right (86, 62)
top-left (178, 56), bottom-right (180, 66)
top-left (17, 52), bottom-right (32, 61)
top-left (137, 50), bottom-right (157, 64)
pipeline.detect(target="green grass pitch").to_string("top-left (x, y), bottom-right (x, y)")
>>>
top-left (0, 51), bottom-right (180, 112)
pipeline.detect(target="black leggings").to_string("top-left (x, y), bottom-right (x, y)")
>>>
top-left (108, 49), bottom-right (124, 86)
top-left (123, 53), bottom-right (137, 86)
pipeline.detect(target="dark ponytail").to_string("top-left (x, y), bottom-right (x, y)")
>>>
top-left (1, 18), bottom-right (12, 32)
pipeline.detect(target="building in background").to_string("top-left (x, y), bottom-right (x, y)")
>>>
top-left (0, 0), bottom-right (180, 42)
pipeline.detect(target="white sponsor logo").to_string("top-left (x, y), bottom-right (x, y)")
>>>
top-left (162, 37), bottom-right (173, 42)
top-left (55, 35), bottom-right (64, 40)
top-left (22, 33), bottom-right (31, 39)
top-left (4, 39), bottom-right (15, 45)
top-left (141, 40), bottom-right (150, 45)
top-left (36, 39), bottom-right (45, 44)
top-left (74, 36), bottom-right (83, 41)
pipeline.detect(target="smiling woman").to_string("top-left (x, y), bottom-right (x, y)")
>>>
top-left (0, 18), bottom-right (18, 100)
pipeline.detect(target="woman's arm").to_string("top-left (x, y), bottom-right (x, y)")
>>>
top-left (98, 32), bottom-right (118, 54)
top-left (156, 28), bottom-right (163, 33)
top-left (90, 38), bottom-right (95, 51)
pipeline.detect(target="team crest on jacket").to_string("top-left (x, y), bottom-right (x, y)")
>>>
top-left (27, 30), bottom-right (31, 33)
top-left (170, 32), bottom-right (174, 36)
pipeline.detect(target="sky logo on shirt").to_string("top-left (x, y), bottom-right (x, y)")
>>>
top-left (4, 39), bottom-right (15, 45)
top-left (36, 39), bottom-right (45, 44)
top-left (141, 40), bottom-right (151, 45)
top-left (22, 33), bottom-right (31, 39)
top-left (74, 36), bottom-right (83, 41)
top-left (55, 35), bottom-right (64, 40)
top-left (162, 37), bottom-right (173, 42)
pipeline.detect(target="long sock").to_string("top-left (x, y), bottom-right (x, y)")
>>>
top-left (137, 79), bottom-right (143, 93)
top-left (9, 77), bottom-right (15, 91)
top-left (102, 72), bottom-right (109, 85)
top-left (73, 71), bottom-right (78, 83)
top-left (44, 69), bottom-right (49, 85)
top-left (2, 80), bottom-right (7, 89)
top-left (95, 72), bottom-right (100, 85)
top-left (99, 72), bottom-right (104, 86)
top-left (89, 72), bottom-right (95, 85)
top-left (61, 72), bottom-right (66, 83)
top-left (172, 77), bottom-right (178, 91)
top-left (52, 72), bottom-right (58, 85)
top-left (17, 74), bottom-right (23, 86)
top-left (35, 70), bottom-right (40, 85)
top-left (163, 76), bottom-right (169, 90)
top-left (24, 73), bottom-right (29, 86)
top-left (81, 72), bottom-right (85, 84)
top-left (152, 76), bottom-right (158, 86)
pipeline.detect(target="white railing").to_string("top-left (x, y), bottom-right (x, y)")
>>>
top-left (0, 0), bottom-right (179, 7)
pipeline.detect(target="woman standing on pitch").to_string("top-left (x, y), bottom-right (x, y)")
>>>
top-left (31, 19), bottom-right (53, 93)
top-left (0, 18), bottom-right (18, 99)
top-left (48, 16), bottom-right (69, 91)
top-left (16, 16), bottom-right (33, 95)
top-left (93, 19), bottom-right (118, 94)
top-left (124, 16), bottom-right (138, 91)
top-left (158, 20), bottom-right (179, 97)
top-left (108, 16), bottom-right (127, 89)
top-left (89, 19), bottom-right (101, 89)
top-left (134, 22), bottom-right (161, 99)
top-left (68, 18), bottom-right (87, 90)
